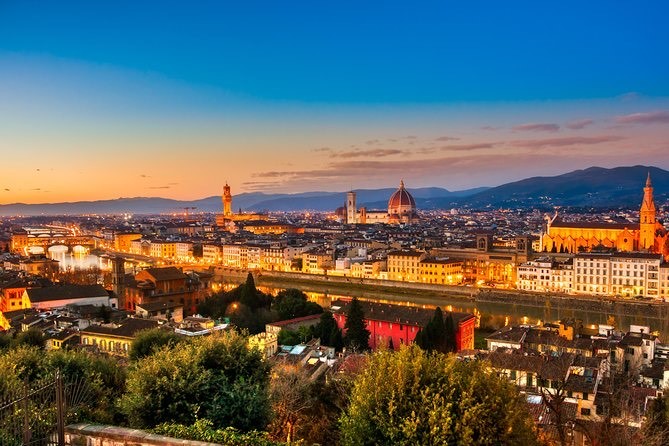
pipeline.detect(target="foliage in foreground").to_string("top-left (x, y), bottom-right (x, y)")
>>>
top-left (0, 346), bottom-right (126, 424)
top-left (128, 328), bottom-right (183, 361)
top-left (119, 330), bottom-right (271, 430)
top-left (154, 419), bottom-right (287, 446)
top-left (339, 345), bottom-right (539, 446)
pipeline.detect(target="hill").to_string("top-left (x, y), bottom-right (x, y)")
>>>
top-left (455, 165), bottom-right (669, 209)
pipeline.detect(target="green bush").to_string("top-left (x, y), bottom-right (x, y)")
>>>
top-left (154, 419), bottom-right (287, 446)
top-left (120, 330), bottom-right (270, 430)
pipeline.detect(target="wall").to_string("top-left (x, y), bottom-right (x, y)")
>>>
top-left (65, 423), bottom-right (220, 446)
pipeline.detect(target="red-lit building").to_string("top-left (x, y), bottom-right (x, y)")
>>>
top-left (331, 299), bottom-right (475, 352)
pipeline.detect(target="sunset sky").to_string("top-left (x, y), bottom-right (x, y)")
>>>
top-left (1, 1), bottom-right (668, 203)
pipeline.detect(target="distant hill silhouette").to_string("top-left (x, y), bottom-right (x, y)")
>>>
top-left (453, 165), bottom-right (669, 209)
top-left (0, 166), bottom-right (666, 215)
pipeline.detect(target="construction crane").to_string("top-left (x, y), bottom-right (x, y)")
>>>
top-left (181, 207), bottom-right (197, 222)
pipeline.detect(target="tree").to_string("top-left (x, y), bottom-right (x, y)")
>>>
top-left (129, 328), bottom-right (182, 361)
top-left (641, 394), bottom-right (669, 446)
top-left (340, 345), bottom-right (539, 446)
top-left (273, 288), bottom-right (323, 321)
top-left (12, 328), bottom-right (45, 349)
top-left (278, 329), bottom-right (301, 346)
top-left (315, 311), bottom-right (343, 351)
top-left (269, 364), bottom-right (314, 444)
top-left (343, 297), bottom-right (370, 351)
top-left (120, 330), bottom-right (270, 430)
top-left (240, 272), bottom-right (260, 309)
top-left (415, 307), bottom-right (456, 353)
top-left (98, 305), bottom-right (112, 323)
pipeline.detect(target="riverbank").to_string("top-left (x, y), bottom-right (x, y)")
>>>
top-left (205, 267), bottom-right (669, 322)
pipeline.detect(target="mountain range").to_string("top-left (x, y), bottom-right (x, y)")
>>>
top-left (0, 165), bottom-right (666, 216)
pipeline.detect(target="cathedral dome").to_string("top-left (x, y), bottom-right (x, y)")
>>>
top-left (388, 180), bottom-right (416, 215)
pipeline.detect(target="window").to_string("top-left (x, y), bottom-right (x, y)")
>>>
top-left (581, 408), bottom-right (591, 416)
top-left (583, 392), bottom-right (589, 400)
top-left (626, 347), bottom-right (634, 355)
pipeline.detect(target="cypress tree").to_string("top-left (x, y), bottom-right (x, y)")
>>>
top-left (344, 297), bottom-right (370, 351)
top-left (444, 313), bottom-right (456, 353)
top-left (240, 272), bottom-right (259, 309)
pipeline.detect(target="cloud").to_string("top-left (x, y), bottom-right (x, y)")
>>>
top-left (434, 136), bottom-right (460, 141)
top-left (312, 147), bottom-right (333, 153)
top-left (148, 186), bottom-right (171, 189)
top-left (512, 123), bottom-right (560, 133)
top-left (332, 149), bottom-right (406, 159)
top-left (440, 142), bottom-right (498, 152)
top-left (565, 119), bottom-right (594, 130)
top-left (3, 188), bottom-right (9, 192)
top-left (140, 174), bottom-right (150, 178)
top-left (365, 139), bottom-right (380, 145)
top-left (511, 135), bottom-right (625, 149)
top-left (168, 182), bottom-right (179, 185)
top-left (481, 126), bottom-right (501, 131)
top-left (615, 111), bottom-right (669, 125)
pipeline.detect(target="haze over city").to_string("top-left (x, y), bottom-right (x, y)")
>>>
top-left (1, 1), bottom-right (669, 203)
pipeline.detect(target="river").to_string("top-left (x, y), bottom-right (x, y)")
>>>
top-left (214, 277), bottom-right (669, 339)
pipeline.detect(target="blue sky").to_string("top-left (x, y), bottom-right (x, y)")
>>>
top-left (1, 1), bottom-right (668, 202)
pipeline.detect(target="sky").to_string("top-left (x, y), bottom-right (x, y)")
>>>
top-left (1, 1), bottom-right (668, 203)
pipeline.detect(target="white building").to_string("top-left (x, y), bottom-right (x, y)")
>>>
top-left (609, 253), bottom-right (662, 298)
top-left (202, 244), bottom-right (222, 264)
top-left (517, 257), bottom-right (573, 293)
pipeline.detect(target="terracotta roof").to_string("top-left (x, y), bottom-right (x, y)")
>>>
top-left (141, 267), bottom-right (187, 282)
top-left (331, 299), bottom-right (474, 327)
top-left (81, 318), bottom-right (159, 339)
top-left (564, 372), bottom-right (598, 394)
top-left (551, 220), bottom-right (638, 230)
top-left (26, 284), bottom-right (108, 303)
top-left (136, 301), bottom-right (184, 312)
top-left (487, 350), bottom-right (574, 381)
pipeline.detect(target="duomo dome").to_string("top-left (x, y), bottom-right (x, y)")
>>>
top-left (388, 180), bottom-right (416, 215)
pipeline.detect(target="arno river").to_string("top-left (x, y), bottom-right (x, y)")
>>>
top-left (47, 250), bottom-right (669, 340)
top-left (217, 278), bottom-right (669, 339)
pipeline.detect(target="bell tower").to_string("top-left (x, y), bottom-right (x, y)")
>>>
top-left (639, 173), bottom-right (657, 250)
top-left (223, 183), bottom-right (232, 217)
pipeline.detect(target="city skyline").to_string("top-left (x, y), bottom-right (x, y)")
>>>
top-left (1, 1), bottom-right (668, 203)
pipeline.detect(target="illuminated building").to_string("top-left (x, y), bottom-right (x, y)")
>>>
top-left (215, 183), bottom-right (266, 227)
top-left (343, 180), bottom-right (419, 225)
top-left (114, 232), bottom-right (141, 252)
top-left (80, 318), bottom-right (160, 356)
top-left (332, 299), bottom-right (475, 352)
top-left (542, 174), bottom-right (669, 259)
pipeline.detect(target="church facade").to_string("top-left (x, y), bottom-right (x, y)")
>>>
top-left (541, 174), bottom-right (669, 259)
top-left (341, 180), bottom-right (419, 225)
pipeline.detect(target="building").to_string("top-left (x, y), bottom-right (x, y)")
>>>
top-left (517, 257), bottom-right (574, 293)
top-left (432, 234), bottom-right (532, 285)
top-left (572, 252), bottom-right (663, 298)
top-left (542, 174), bottom-right (669, 259)
top-left (215, 183), bottom-right (266, 227)
top-left (24, 284), bottom-right (115, 310)
top-left (343, 180), bottom-right (419, 225)
top-left (248, 332), bottom-right (279, 358)
top-left (123, 266), bottom-right (201, 315)
top-left (386, 250), bottom-right (426, 282)
top-left (114, 233), bottom-right (142, 252)
top-left (80, 318), bottom-right (160, 356)
top-left (331, 299), bottom-right (475, 352)
top-left (418, 258), bottom-right (463, 285)
top-left (136, 301), bottom-right (184, 322)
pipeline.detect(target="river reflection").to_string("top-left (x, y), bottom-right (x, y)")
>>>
top-left (47, 251), bottom-right (103, 271)
top-left (214, 280), bottom-right (669, 340)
